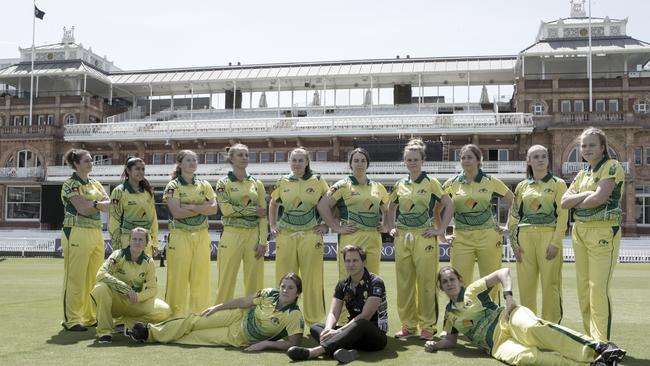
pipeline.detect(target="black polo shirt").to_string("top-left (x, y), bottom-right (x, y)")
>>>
top-left (334, 268), bottom-right (388, 332)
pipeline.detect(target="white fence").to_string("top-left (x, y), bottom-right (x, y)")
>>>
top-left (0, 239), bottom-right (56, 256)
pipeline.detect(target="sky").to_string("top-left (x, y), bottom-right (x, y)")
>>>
top-left (2, 0), bottom-right (650, 71)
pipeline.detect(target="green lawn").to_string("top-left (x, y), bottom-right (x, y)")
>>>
top-left (0, 258), bottom-right (648, 365)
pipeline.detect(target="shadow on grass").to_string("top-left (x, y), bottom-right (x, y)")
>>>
top-left (621, 355), bottom-right (650, 366)
top-left (46, 328), bottom-right (96, 345)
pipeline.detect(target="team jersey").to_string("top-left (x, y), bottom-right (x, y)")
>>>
top-left (96, 247), bottom-right (158, 303)
top-left (442, 277), bottom-right (502, 354)
top-left (271, 172), bottom-right (329, 231)
top-left (242, 288), bottom-right (304, 342)
top-left (442, 170), bottom-right (510, 231)
top-left (568, 158), bottom-right (625, 223)
top-left (327, 176), bottom-right (389, 231)
top-left (61, 172), bottom-right (108, 229)
top-left (163, 175), bottom-right (216, 231)
top-left (216, 172), bottom-right (266, 229)
top-left (334, 269), bottom-right (388, 332)
top-left (109, 181), bottom-right (158, 249)
top-left (509, 172), bottom-right (568, 248)
top-left (390, 172), bottom-right (445, 229)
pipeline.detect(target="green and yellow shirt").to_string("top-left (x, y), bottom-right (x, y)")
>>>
top-left (96, 247), bottom-right (158, 303)
top-left (216, 172), bottom-right (268, 245)
top-left (61, 172), bottom-right (108, 229)
top-left (270, 172), bottom-right (329, 231)
top-left (163, 175), bottom-right (216, 232)
top-left (509, 172), bottom-right (568, 249)
top-left (443, 170), bottom-right (510, 231)
top-left (109, 181), bottom-right (158, 249)
top-left (327, 176), bottom-right (389, 231)
top-left (390, 172), bottom-right (446, 229)
top-left (568, 158), bottom-right (625, 223)
top-left (442, 278), bottom-right (502, 355)
top-left (242, 288), bottom-right (304, 342)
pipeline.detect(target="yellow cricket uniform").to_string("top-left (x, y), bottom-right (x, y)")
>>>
top-left (443, 170), bottom-right (510, 302)
top-left (215, 172), bottom-right (269, 304)
top-left (163, 175), bottom-right (216, 316)
top-left (271, 172), bottom-right (329, 326)
top-left (60, 172), bottom-right (107, 329)
top-left (90, 248), bottom-right (171, 337)
top-left (148, 288), bottom-right (304, 346)
top-left (509, 172), bottom-right (568, 323)
top-left (443, 277), bottom-right (601, 366)
top-left (568, 157), bottom-right (625, 342)
top-left (109, 180), bottom-right (158, 256)
top-left (390, 172), bottom-right (445, 334)
top-left (327, 176), bottom-right (389, 279)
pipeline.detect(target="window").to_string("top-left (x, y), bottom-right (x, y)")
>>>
top-left (13, 116), bottom-right (20, 126)
top-left (560, 100), bottom-right (571, 113)
top-left (608, 99), bottom-right (619, 112)
top-left (217, 152), bottom-right (228, 164)
top-left (595, 100), bottom-right (606, 113)
top-left (17, 150), bottom-right (40, 168)
top-left (23, 115), bottom-right (30, 125)
top-left (64, 114), bottom-right (77, 125)
top-left (454, 149), bottom-right (461, 162)
top-left (37, 115), bottom-right (45, 125)
top-left (498, 149), bottom-right (509, 161)
top-left (164, 153), bottom-right (176, 164)
top-left (47, 115), bottom-right (54, 124)
top-left (274, 151), bottom-right (286, 162)
top-left (260, 152), bottom-right (271, 163)
top-left (205, 152), bottom-right (216, 164)
top-left (93, 154), bottom-right (111, 165)
top-left (635, 100), bottom-right (650, 114)
top-left (647, 148), bottom-right (650, 165)
top-left (6, 186), bottom-right (41, 220)
top-left (316, 151), bottom-right (327, 161)
top-left (531, 102), bottom-right (545, 115)
top-left (574, 100), bottom-right (584, 113)
top-left (636, 186), bottom-right (650, 226)
top-left (248, 151), bottom-right (258, 163)
top-left (635, 147), bottom-right (643, 165)
top-left (487, 149), bottom-right (508, 161)
top-left (152, 153), bottom-right (163, 165)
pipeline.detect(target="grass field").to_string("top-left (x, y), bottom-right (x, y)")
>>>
top-left (0, 258), bottom-right (648, 366)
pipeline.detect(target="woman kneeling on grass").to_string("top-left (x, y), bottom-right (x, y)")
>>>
top-left (128, 273), bottom-right (304, 352)
top-left (425, 266), bottom-right (625, 366)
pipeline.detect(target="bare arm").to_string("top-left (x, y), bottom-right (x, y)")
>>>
top-left (186, 198), bottom-right (218, 216)
top-left (70, 195), bottom-right (109, 216)
top-left (576, 178), bottom-right (615, 209)
top-left (387, 201), bottom-right (399, 236)
top-left (484, 268), bottom-right (517, 320)
top-left (561, 189), bottom-right (591, 209)
top-left (201, 295), bottom-right (256, 317)
top-left (244, 333), bottom-right (303, 352)
top-left (269, 199), bottom-right (281, 236)
top-left (166, 197), bottom-right (201, 219)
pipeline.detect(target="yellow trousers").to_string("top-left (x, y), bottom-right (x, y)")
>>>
top-left (61, 226), bottom-right (104, 328)
top-left (572, 221), bottom-right (621, 342)
top-left (116, 232), bottom-right (155, 257)
top-left (337, 230), bottom-right (382, 279)
top-left (275, 230), bottom-right (325, 326)
top-left (451, 228), bottom-right (503, 303)
top-left (215, 226), bottom-right (264, 304)
top-left (165, 229), bottom-right (211, 317)
top-left (394, 228), bottom-right (439, 333)
top-left (516, 226), bottom-right (563, 323)
top-left (492, 306), bottom-right (599, 366)
top-left (90, 282), bottom-right (171, 337)
top-left (148, 309), bottom-right (248, 346)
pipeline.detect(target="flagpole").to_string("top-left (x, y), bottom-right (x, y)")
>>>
top-left (29, 0), bottom-right (36, 126)
top-left (588, 0), bottom-right (593, 112)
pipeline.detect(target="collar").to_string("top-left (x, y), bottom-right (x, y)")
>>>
top-left (227, 171), bottom-right (251, 182)
top-left (348, 175), bottom-right (371, 185)
top-left (122, 247), bottom-right (147, 265)
top-left (588, 156), bottom-right (609, 173)
top-left (123, 179), bottom-right (144, 193)
top-left (459, 169), bottom-right (485, 183)
top-left (527, 171), bottom-right (553, 184)
top-left (344, 268), bottom-right (372, 289)
top-left (71, 172), bottom-right (89, 184)
top-left (288, 171), bottom-right (313, 181)
top-left (408, 171), bottom-right (427, 184)
top-left (455, 287), bottom-right (467, 303)
top-left (177, 174), bottom-right (197, 186)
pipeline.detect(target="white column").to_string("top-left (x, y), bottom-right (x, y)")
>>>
top-left (233, 80), bottom-right (237, 118)
top-left (35, 76), bottom-right (39, 98)
top-left (190, 83), bottom-right (194, 119)
top-left (149, 84), bottom-right (153, 119)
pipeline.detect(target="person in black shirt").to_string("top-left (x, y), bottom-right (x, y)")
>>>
top-left (287, 245), bottom-right (388, 364)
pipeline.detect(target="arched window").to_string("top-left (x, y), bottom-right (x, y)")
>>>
top-left (530, 101), bottom-right (546, 116)
top-left (64, 114), bottom-right (77, 125)
top-left (633, 98), bottom-right (650, 114)
top-left (5, 150), bottom-right (42, 168)
top-left (568, 145), bottom-right (618, 162)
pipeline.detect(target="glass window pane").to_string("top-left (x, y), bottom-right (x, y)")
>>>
top-left (498, 149), bottom-right (509, 161)
top-left (249, 151), bottom-right (258, 163)
top-left (260, 152), bottom-right (271, 163)
top-left (165, 153), bottom-right (176, 164)
top-left (274, 151), bottom-right (286, 162)
top-left (574, 100), bottom-right (584, 113)
top-left (609, 100), bottom-right (619, 112)
top-left (635, 147), bottom-right (642, 165)
top-left (317, 151), bottom-right (327, 161)
top-left (7, 203), bottom-right (40, 219)
top-left (24, 187), bottom-right (41, 202)
top-left (7, 187), bottom-right (24, 202)
top-left (635, 197), bottom-right (644, 224)
top-left (561, 100), bottom-right (571, 113)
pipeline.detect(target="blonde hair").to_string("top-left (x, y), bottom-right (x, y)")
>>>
top-left (225, 143), bottom-right (249, 164)
top-left (526, 145), bottom-right (549, 178)
top-left (403, 138), bottom-right (426, 160)
top-left (129, 227), bottom-right (150, 244)
top-left (171, 150), bottom-right (197, 179)
top-left (289, 147), bottom-right (312, 176)
top-left (580, 127), bottom-right (610, 159)
top-left (460, 144), bottom-right (483, 168)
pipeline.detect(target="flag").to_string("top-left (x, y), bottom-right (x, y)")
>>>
top-left (34, 6), bottom-right (45, 20)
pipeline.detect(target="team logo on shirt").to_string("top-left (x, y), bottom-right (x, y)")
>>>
top-left (240, 196), bottom-right (251, 205)
top-left (531, 199), bottom-right (541, 210)
top-left (270, 317), bottom-right (280, 325)
top-left (464, 199), bottom-right (478, 209)
top-left (463, 319), bottom-right (474, 328)
top-left (217, 187), bottom-right (225, 193)
top-left (315, 242), bottom-right (323, 249)
top-left (165, 188), bottom-right (175, 195)
top-left (609, 164), bottom-right (617, 175)
top-left (128, 201), bottom-right (136, 205)
top-left (402, 199), bottom-right (414, 211)
top-left (417, 189), bottom-right (427, 195)
top-left (363, 199), bottom-right (374, 210)
top-left (544, 188), bottom-right (554, 194)
top-left (465, 300), bottom-right (473, 307)
top-left (598, 239), bottom-right (609, 246)
top-left (292, 197), bottom-right (303, 208)
top-left (479, 188), bottom-right (488, 193)
top-left (424, 245), bottom-right (435, 252)
top-left (231, 187), bottom-right (239, 192)
top-left (306, 187), bottom-right (315, 193)
top-left (138, 208), bottom-right (146, 218)
top-left (372, 287), bottom-right (383, 296)
top-left (351, 192), bottom-right (361, 196)
top-left (329, 187), bottom-right (338, 193)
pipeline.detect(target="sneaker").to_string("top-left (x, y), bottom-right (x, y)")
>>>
top-left (394, 328), bottom-right (416, 338)
top-left (419, 329), bottom-right (435, 341)
top-left (333, 349), bottom-right (359, 364)
top-left (98, 335), bottom-right (112, 344)
top-left (596, 342), bottom-right (626, 364)
top-left (112, 324), bottom-right (125, 334)
top-left (287, 346), bottom-right (311, 361)
top-left (129, 323), bottom-right (149, 342)
top-left (65, 324), bottom-right (88, 332)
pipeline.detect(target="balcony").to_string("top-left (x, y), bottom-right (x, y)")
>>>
top-left (0, 125), bottom-right (62, 139)
top-left (0, 167), bottom-right (45, 181)
top-left (46, 161), bottom-right (527, 185)
top-left (64, 113), bottom-right (534, 142)
top-left (562, 162), bottom-right (630, 175)
top-left (557, 112), bottom-right (625, 123)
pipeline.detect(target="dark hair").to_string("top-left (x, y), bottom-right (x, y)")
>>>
top-left (525, 145), bottom-right (549, 179)
top-left (226, 143), bottom-right (249, 165)
top-left (580, 127), bottom-right (610, 160)
top-left (348, 148), bottom-right (370, 169)
top-left (289, 147), bottom-right (312, 176)
top-left (437, 266), bottom-right (462, 290)
top-left (342, 245), bottom-right (367, 261)
top-left (64, 148), bottom-right (90, 171)
top-left (460, 144), bottom-right (483, 168)
top-left (171, 150), bottom-right (197, 179)
top-left (279, 272), bottom-right (303, 298)
top-left (123, 157), bottom-right (153, 197)
top-left (404, 138), bottom-right (426, 160)
top-left (129, 227), bottom-right (150, 244)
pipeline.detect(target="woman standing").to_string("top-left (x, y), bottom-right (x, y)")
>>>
top-left (317, 147), bottom-right (389, 279)
top-left (163, 150), bottom-right (218, 317)
top-left (508, 145), bottom-right (568, 323)
top-left (269, 147), bottom-right (329, 327)
top-left (388, 139), bottom-right (454, 340)
top-left (442, 144), bottom-right (513, 302)
top-left (60, 148), bottom-right (111, 331)
top-left (215, 144), bottom-right (268, 304)
top-left (109, 157), bottom-right (158, 256)
top-left (561, 127), bottom-right (625, 342)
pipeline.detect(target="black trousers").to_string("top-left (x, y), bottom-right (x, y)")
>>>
top-left (310, 319), bottom-right (387, 355)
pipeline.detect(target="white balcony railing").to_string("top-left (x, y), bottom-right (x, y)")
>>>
top-left (0, 167), bottom-right (45, 179)
top-left (562, 161), bottom-right (630, 175)
top-left (46, 161), bottom-right (527, 184)
top-left (65, 113), bottom-right (534, 142)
